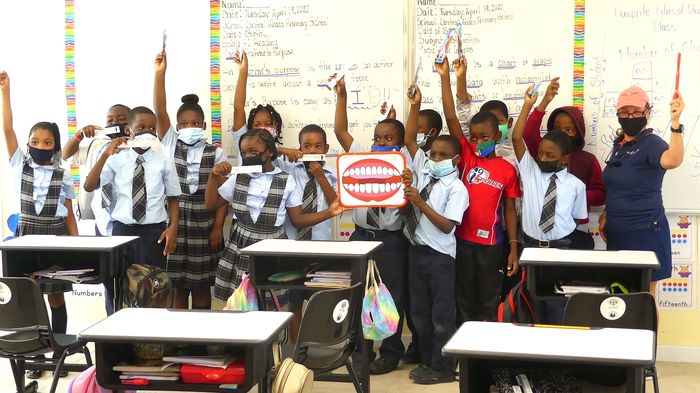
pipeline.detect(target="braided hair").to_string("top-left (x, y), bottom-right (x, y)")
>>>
top-left (239, 128), bottom-right (278, 160)
top-left (246, 104), bottom-right (283, 144)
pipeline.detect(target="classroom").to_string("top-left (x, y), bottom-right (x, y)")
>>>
top-left (0, 0), bottom-right (699, 392)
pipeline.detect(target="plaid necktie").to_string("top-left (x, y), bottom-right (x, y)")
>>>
top-left (538, 173), bottom-right (557, 233)
top-left (132, 155), bottom-right (147, 222)
top-left (366, 207), bottom-right (382, 229)
top-left (403, 177), bottom-right (439, 243)
top-left (297, 172), bottom-right (318, 240)
top-left (101, 183), bottom-right (113, 209)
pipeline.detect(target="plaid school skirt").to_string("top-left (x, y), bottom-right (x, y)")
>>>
top-left (166, 192), bottom-right (221, 290)
top-left (213, 221), bottom-right (288, 307)
top-left (16, 214), bottom-right (72, 294)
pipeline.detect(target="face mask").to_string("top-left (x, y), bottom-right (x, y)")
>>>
top-left (177, 127), bottom-right (205, 145)
top-left (416, 133), bottom-right (428, 148)
top-left (371, 145), bottom-right (401, 152)
top-left (477, 140), bottom-right (496, 157)
top-left (536, 158), bottom-right (564, 173)
top-left (242, 154), bottom-right (265, 167)
top-left (428, 157), bottom-right (457, 178)
top-left (259, 126), bottom-right (279, 139)
top-left (498, 124), bottom-right (509, 141)
top-left (28, 147), bottom-right (55, 163)
top-left (303, 161), bottom-right (325, 170)
top-left (618, 117), bottom-right (647, 137)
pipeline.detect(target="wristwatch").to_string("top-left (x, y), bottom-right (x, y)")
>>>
top-left (671, 124), bottom-right (684, 133)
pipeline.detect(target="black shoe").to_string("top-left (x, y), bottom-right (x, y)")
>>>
top-left (53, 369), bottom-right (69, 378)
top-left (402, 347), bottom-right (421, 364)
top-left (410, 365), bottom-right (455, 385)
top-left (369, 357), bottom-right (399, 375)
top-left (25, 369), bottom-right (43, 380)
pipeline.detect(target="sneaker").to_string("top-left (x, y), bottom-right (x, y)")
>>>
top-left (369, 357), bottom-right (399, 375)
top-left (401, 345), bottom-right (421, 364)
top-left (411, 366), bottom-right (455, 385)
top-left (409, 364), bottom-right (430, 380)
top-left (25, 369), bottom-right (43, 380)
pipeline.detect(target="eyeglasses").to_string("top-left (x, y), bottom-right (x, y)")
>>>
top-left (617, 106), bottom-right (652, 119)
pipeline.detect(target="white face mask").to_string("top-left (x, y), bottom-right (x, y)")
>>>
top-left (416, 133), bottom-right (428, 148)
top-left (130, 132), bottom-right (162, 152)
top-left (177, 127), bottom-right (205, 145)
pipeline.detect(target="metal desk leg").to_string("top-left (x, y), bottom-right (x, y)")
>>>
top-left (360, 337), bottom-right (371, 393)
top-left (458, 359), bottom-right (470, 393)
top-left (627, 366), bottom-right (644, 393)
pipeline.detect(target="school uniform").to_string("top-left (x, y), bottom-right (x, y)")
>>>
top-left (87, 142), bottom-right (117, 236)
top-left (276, 158), bottom-right (338, 240)
top-left (455, 138), bottom-right (520, 323)
top-left (214, 168), bottom-right (301, 302)
top-left (603, 129), bottom-right (672, 281)
top-left (403, 150), bottom-right (468, 372)
top-left (162, 127), bottom-right (226, 290)
top-left (100, 148), bottom-right (181, 269)
top-left (10, 149), bottom-right (75, 294)
top-left (348, 140), bottom-right (414, 365)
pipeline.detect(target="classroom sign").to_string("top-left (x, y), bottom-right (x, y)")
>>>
top-left (657, 263), bottom-right (694, 309)
top-left (336, 152), bottom-right (406, 208)
top-left (669, 215), bottom-right (693, 261)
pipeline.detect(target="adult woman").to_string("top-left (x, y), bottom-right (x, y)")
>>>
top-left (599, 86), bottom-right (685, 294)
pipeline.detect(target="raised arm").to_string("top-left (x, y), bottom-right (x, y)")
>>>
top-left (333, 76), bottom-right (353, 152)
top-left (512, 85), bottom-right (539, 161)
top-left (0, 72), bottom-right (18, 157)
top-left (154, 51), bottom-right (171, 140)
top-left (660, 92), bottom-right (685, 169)
top-left (436, 57), bottom-right (463, 141)
top-left (232, 51), bottom-right (249, 131)
top-left (454, 56), bottom-right (470, 102)
top-left (62, 124), bottom-right (101, 161)
top-left (523, 77), bottom-right (560, 155)
top-left (404, 85), bottom-right (422, 158)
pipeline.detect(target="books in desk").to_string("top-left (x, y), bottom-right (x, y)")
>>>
top-left (554, 281), bottom-right (610, 296)
top-left (30, 265), bottom-right (99, 283)
top-left (113, 355), bottom-right (237, 381)
top-left (304, 270), bottom-right (351, 288)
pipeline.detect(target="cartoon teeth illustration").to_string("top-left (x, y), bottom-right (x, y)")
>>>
top-left (341, 158), bottom-right (403, 202)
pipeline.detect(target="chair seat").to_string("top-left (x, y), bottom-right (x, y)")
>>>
top-left (0, 331), bottom-right (49, 356)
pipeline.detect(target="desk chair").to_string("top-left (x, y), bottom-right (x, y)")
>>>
top-left (0, 278), bottom-right (93, 393)
top-left (563, 292), bottom-right (658, 393)
top-left (292, 283), bottom-right (364, 393)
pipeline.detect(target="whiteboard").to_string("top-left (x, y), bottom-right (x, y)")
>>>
top-left (218, 0), bottom-right (408, 159)
top-left (412, 0), bottom-right (574, 131)
top-left (584, 0), bottom-right (700, 213)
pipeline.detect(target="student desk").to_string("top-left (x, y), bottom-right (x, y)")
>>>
top-left (443, 321), bottom-right (655, 393)
top-left (519, 248), bottom-right (659, 299)
top-left (241, 239), bottom-right (382, 393)
top-left (79, 308), bottom-right (292, 392)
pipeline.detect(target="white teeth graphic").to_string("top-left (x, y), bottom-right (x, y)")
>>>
top-left (359, 184), bottom-right (366, 193)
top-left (349, 168), bottom-right (355, 176)
top-left (370, 167), bottom-right (377, 175)
top-left (379, 183), bottom-right (386, 193)
top-left (344, 183), bottom-right (349, 190)
top-left (390, 183), bottom-right (397, 191)
top-left (372, 183), bottom-right (379, 193)
top-left (360, 167), bottom-right (366, 176)
top-left (348, 184), bottom-right (354, 192)
top-left (382, 167), bottom-right (388, 176)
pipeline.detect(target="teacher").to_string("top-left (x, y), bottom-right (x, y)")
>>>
top-left (599, 86), bottom-right (685, 294)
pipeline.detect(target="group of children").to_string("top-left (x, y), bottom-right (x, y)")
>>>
top-left (1, 48), bottom-right (607, 384)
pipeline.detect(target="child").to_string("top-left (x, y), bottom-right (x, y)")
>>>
top-left (402, 85), bottom-right (468, 384)
top-left (1, 71), bottom-right (77, 379)
top-left (229, 51), bottom-right (284, 149)
top-left (84, 107), bottom-right (180, 269)
top-left (154, 51), bottom-right (228, 310)
top-left (333, 76), bottom-right (417, 374)
top-left (437, 57), bottom-right (520, 323)
top-left (204, 129), bottom-right (343, 304)
top-left (62, 103), bottom-right (131, 237)
top-left (415, 109), bottom-right (442, 153)
top-left (523, 77), bottom-right (606, 249)
top-left (512, 85), bottom-right (588, 323)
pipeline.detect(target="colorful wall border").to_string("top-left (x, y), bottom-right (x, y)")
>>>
top-left (210, 0), bottom-right (221, 145)
top-left (65, 0), bottom-right (80, 193)
top-left (573, 0), bottom-right (585, 109)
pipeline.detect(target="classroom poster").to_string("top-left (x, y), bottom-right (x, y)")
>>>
top-left (657, 263), bottom-right (694, 309)
top-left (669, 214), bottom-right (693, 261)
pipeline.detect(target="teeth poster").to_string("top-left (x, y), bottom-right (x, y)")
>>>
top-left (337, 152), bottom-right (407, 208)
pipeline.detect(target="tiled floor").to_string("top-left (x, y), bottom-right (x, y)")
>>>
top-left (2, 354), bottom-right (699, 393)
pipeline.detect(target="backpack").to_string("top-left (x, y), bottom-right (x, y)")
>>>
top-left (76, 137), bottom-right (111, 220)
top-left (121, 264), bottom-right (174, 309)
top-left (498, 270), bottom-right (537, 324)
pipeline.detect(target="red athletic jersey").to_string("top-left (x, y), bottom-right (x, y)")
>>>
top-left (456, 138), bottom-right (520, 245)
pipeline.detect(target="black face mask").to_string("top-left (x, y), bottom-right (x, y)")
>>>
top-left (536, 158), bottom-right (564, 173)
top-left (28, 147), bottom-right (55, 163)
top-left (241, 154), bottom-right (265, 167)
top-left (618, 117), bottom-right (647, 137)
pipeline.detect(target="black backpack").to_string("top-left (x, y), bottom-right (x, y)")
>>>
top-left (498, 270), bottom-right (537, 324)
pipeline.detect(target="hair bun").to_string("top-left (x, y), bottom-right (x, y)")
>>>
top-left (181, 94), bottom-right (199, 105)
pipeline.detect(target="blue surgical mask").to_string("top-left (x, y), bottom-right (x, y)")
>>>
top-left (177, 127), bottom-right (205, 145)
top-left (477, 140), bottom-right (496, 157)
top-left (371, 145), bottom-right (401, 152)
top-left (498, 124), bottom-right (509, 141)
top-left (428, 157), bottom-right (457, 178)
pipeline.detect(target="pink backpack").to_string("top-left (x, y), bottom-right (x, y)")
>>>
top-left (67, 366), bottom-right (135, 393)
